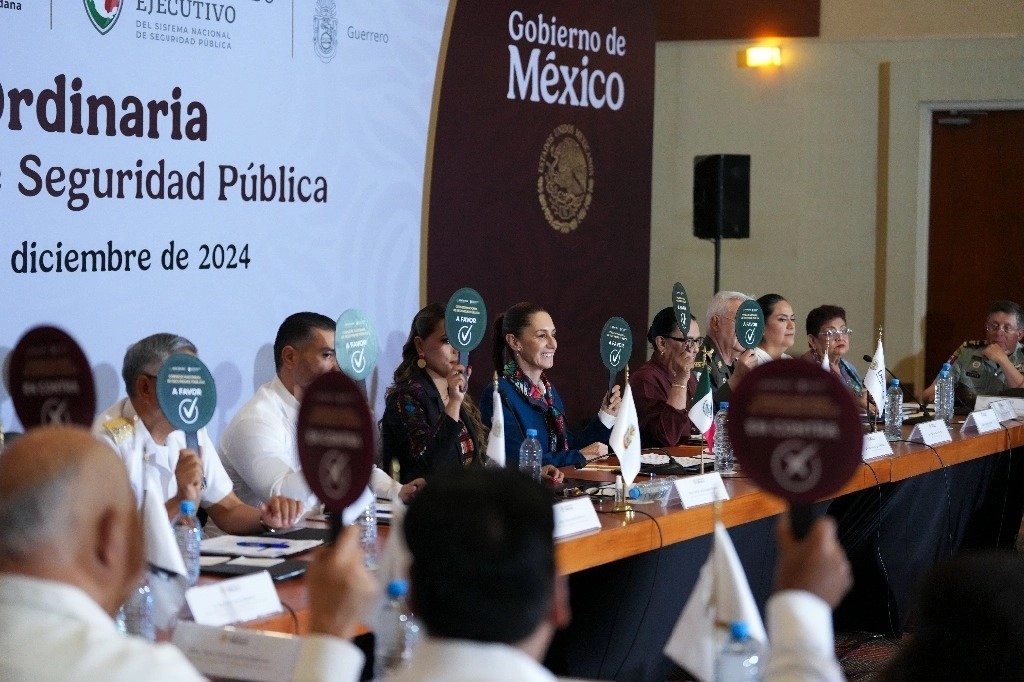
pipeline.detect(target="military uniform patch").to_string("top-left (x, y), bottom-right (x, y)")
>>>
top-left (102, 417), bottom-right (134, 445)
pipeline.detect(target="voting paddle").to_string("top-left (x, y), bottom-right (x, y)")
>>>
top-left (296, 371), bottom-right (375, 541)
top-left (729, 359), bottom-right (862, 538)
top-left (600, 316), bottom-right (632, 393)
top-left (8, 326), bottom-right (96, 428)
top-left (735, 299), bottom-right (765, 351)
top-left (156, 353), bottom-right (217, 452)
top-left (672, 282), bottom-right (691, 336)
top-left (335, 308), bottom-right (379, 385)
top-left (444, 287), bottom-right (487, 370)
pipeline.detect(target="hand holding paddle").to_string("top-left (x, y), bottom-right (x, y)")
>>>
top-left (297, 371), bottom-right (376, 541)
top-left (730, 359), bottom-right (862, 538)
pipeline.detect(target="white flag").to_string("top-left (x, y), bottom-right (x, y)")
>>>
top-left (485, 381), bottom-right (505, 467)
top-left (688, 370), bottom-right (714, 435)
top-left (864, 339), bottom-right (886, 413)
top-left (142, 470), bottom-right (186, 577)
top-left (609, 383), bottom-right (641, 487)
top-left (664, 522), bottom-right (768, 682)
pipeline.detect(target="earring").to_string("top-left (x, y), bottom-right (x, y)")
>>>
top-left (417, 355), bottom-right (427, 369)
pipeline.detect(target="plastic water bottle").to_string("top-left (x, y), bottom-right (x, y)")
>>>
top-left (713, 402), bottom-right (734, 473)
top-left (360, 497), bottom-right (378, 571)
top-left (885, 378), bottom-right (904, 441)
top-left (715, 621), bottom-right (761, 681)
top-left (519, 428), bottom-right (542, 482)
top-left (628, 476), bottom-right (680, 504)
top-left (934, 363), bottom-right (954, 425)
top-left (172, 499), bottom-right (202, 587)
top-left (374, 579), bottom-right (419, 678)
top-left (117, 578), bottom-right (155, 641)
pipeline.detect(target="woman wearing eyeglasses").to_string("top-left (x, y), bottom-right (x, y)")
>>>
top-left (754, 293), bottom-right (796, 365)
top-left (802, 304), bottom-right (867, 409)
top-left (630, 307), bottom-right (702, 447)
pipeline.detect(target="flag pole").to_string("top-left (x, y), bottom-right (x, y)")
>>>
top-left (615, 367), bottom-right (633, 514)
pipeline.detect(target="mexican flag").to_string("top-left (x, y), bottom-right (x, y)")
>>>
top-left (688, 370), bottom-right (714, 434)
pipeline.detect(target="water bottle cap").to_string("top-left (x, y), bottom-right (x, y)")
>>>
top-left (386, 579), bottom-right (408, 598)
top-left (939, 370), bottom-right (949, 378)
top-left (891, 378), bottom-right (900, 386)
top-left (628, 486), bottom-right (641, 499)
top-left (525, 428), bottom-right (538, 438)
top-left (729, 621), bottom-right (749, 640)
top-left (942, 362), bottom-right (951, 371)
top-left (719, 401), bottom-right (729, 410)
top-left (179, 499), bottom-right (196, 515)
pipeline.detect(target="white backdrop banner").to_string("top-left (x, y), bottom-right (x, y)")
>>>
top-left (0, 1), bottom-right (448, 434)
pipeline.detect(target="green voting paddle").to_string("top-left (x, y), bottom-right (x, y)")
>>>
top-left (335, 308), bottom-right (379, 383)
top-left (735, 299), bottom-right (765, 350)
top-left (672, 282), bottom-right (691, 336)
top-left (444, 287), bottom-right (487, 368)
top-left (156, 353), bottom-right (217, 451)
top-left (600, 317), bottom-right (632, 392)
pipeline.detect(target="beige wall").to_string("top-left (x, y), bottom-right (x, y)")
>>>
top-left (651, 36), bottom-right (1024, 388)
top-left (821, 0), bottom-right (1024, 40)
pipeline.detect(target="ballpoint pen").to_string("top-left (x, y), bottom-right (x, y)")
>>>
top-left (236, 541), bottom-right (289, 549)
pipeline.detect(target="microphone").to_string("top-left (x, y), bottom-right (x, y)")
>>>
top-left (862, 355), bottom-right (931, 416)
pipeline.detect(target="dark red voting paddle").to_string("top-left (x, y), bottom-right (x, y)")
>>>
top-left (296, 371), bottom-right (375, 541)
top-left (8, 326), bottom-right (96, 428)
top-left (729, 359), bottom-right (862, 537)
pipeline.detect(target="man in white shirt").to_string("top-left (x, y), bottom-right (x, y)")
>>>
top-left (219, 312), bottom-right (422, 515)
top-left (94, 332), bottom-right (302, 534)
top-left (0, 426), bottom-right (376, 681)
top-left (395, 468), bottom-right (850, 682)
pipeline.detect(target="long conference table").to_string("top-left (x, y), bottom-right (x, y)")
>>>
top-left (229, 419), bottom-right (1024, 681)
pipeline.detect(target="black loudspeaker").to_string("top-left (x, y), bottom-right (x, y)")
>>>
top-left (693, 154), bottom-right (750, 239)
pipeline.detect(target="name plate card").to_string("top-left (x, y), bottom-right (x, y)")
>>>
top-left (185, 571), bottom-right (282, 627)
top-left (989, 399), bottom-right (1019, 423)
top-left (908, 420), bottom-right (953, 446)
top-left (961, 408), bottom-right (1002, 435)
top-left (862, 432), bottom-right (894, 460)
top-left (976, 396), bottom-right (1023, 421)
top-left (171, 622), bottom-right (302, 682)
top-left (553, 497), bottom-right (602, 539)
top-left (674, 472), bottom-right (729, 509)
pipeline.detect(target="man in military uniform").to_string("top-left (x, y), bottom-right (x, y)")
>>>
top-left (92, 333), bottom-right (302, 534)
top-left (924, 300), bottom-right (1024, 408)
top-left (698, 291), bottom-right (758, 407)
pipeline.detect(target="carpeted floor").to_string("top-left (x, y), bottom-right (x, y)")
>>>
top-left (835, 631), bottom-right (903, 680)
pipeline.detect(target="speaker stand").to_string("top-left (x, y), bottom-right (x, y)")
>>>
top-left (713, 233), bottom-right (722, 294)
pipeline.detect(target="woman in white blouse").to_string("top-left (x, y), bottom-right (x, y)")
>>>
top-left (753, 294), bottom-right (796, 365)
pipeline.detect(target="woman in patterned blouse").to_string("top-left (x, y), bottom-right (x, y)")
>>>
top-left (381, 304), bottom-right (487, 483)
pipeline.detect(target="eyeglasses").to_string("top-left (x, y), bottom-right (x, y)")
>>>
top-left (986, 323), bottom-right (1020, 334)
top-left (818, 327), bottom-right (852, 338)
top-left (664, 335), bottom-right (703, 349)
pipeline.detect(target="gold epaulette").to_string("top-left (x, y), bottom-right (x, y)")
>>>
top-left (102, 417), bottom-right (134, 445)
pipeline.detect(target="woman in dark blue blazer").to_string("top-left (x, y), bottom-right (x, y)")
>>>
top-left (480, 302), bottom-right (619, 468)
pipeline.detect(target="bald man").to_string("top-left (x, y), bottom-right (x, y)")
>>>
top-left (0, 426), bottom-right (373, 681)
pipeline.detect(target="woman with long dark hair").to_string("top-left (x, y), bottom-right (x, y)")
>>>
top-left (480, 302), bottom-right (618, 468)
top-left (381, 304), bottom-right (486, 482)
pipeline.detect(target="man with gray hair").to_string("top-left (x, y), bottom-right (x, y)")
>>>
top-left (0, 426), bottom-right (375, 680)
top-left (92, 333), bottom-right (302, 533)
top-left (699, 291), bottom-right (758, 407)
